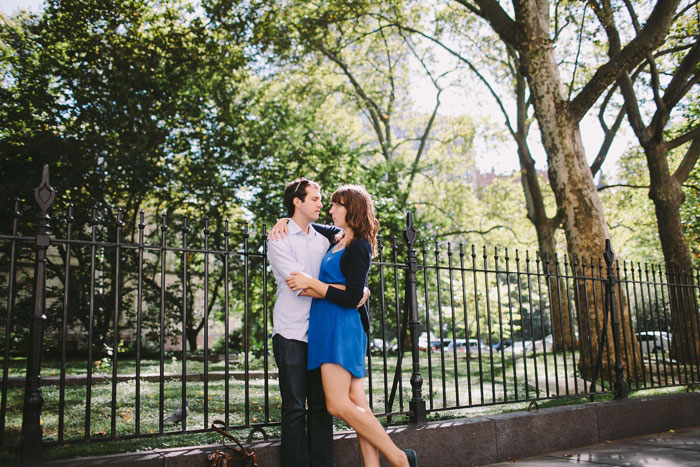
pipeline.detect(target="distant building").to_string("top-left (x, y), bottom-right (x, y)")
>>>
top-left (471, 167), bottom-right (549, 192)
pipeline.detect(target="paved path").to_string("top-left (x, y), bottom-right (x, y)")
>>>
top-left (484, 426), bottom-right (700, 466)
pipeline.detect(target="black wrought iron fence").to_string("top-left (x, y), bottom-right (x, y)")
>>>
top-left (1, 166), bottom-right (699, 463)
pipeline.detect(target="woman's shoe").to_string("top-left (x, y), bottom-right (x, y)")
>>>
top-left (404, 448), bottom-right (418, 467)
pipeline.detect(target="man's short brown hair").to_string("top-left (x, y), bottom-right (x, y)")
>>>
top-left (283, 178), bottom-right (320, 217)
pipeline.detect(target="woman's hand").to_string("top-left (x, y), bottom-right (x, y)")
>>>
top-left (267, 218), bottom-right (290, 241)
top-left (358, 287), bottom-right (370, 307)
top-left (300, 283), bottom-right (345, 298)
top-left (286, 271), bottom-right (313, 291)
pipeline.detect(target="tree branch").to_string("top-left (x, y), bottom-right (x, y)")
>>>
top-left (590, 104), bottom-right (624, 177)
top-left (661, 37), bottom-right (700, 111)
top-left (570, 0), bottom-right (681, 122)
top-left (398, 31), bottom-right (443, 204)
top-left (672, 138), bottom-right (700, 184)
top-left (590, 71), bottom-right (629, 178)
top-left (589, 3), bottom-right (650, 141)
top-left (589, 63), bottom-right (646, 176)
top-left (669, 125), bottom-right (700, 150)
top-left (316, 43), bottom-right (390, 160)
top-left (382, 20), bottom-right (517, 139)
top-left (454, 0), bottom-right (481, 17)
top-left (378, 26), bottom-right (396, 154)
top-left (469, 0), bottom-right (518, 48)
top-left (435, 224), bottom-right (522, 242)
top-left (567, 2), bottom-right (589, 101)
top-left (683, 183), bottom-right (700, 193)
top-left (597, 183), bottom-right (649, 191)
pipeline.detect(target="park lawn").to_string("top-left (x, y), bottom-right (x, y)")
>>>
top-left (5, 354), bottom-right (247, 378)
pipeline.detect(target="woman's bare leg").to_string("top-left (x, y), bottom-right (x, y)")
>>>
top-left (349, 377), bottom-right (380, 466)
top-left (355, 432), bottom-right (379, 466)
top-left (321, 363), bottom-right (408, 467)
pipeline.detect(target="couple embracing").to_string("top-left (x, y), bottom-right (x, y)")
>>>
top-left (267, 178), bottom-right (418, 467)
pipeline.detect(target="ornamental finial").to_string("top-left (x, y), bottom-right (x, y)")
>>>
top-left (34, 164), bottom-right (56, 215)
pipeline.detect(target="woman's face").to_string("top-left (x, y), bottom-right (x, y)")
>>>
top-left (329, 201), bottom-right (347, 229)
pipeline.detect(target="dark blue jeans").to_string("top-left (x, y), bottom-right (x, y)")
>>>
top-left (273, 334), bottom-right (333, 467)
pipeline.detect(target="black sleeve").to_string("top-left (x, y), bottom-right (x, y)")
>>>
top-left (311, 223), bottom-right (342, 243)
top-left (324, 239), bottom-right (371, 308)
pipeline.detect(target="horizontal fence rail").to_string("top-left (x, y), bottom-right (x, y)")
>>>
top-left (1, 166), bottom-right (699, 462)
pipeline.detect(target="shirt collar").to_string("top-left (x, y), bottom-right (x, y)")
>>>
top-left (288, 218), bottom-right (315, 238)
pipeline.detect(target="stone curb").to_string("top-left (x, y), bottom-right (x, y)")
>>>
top-left (40, 391), bottom-right (700, 466)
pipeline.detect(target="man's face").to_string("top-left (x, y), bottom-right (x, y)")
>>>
top-left (294, 186), bottom-right (322, 222)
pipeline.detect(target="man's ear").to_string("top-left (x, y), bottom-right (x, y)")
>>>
top-left (293, 197), bottom-right (302, 209)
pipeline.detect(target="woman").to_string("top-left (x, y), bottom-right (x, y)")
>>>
top-left (271, 185), bottom-right (417, 467)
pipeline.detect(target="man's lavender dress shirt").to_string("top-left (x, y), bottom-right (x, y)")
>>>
top-left (267, 219), bottom-right (330, 343)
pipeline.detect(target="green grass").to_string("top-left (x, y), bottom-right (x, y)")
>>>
top-left (5, 352), bottom-right (254, 378)
top-left (1, 350), bottom-right (695, 464)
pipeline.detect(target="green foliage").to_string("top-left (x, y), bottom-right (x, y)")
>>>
top-left (214, 0), bottom-right (479, 236)
top-left (681, 166), bottom-right (700, 263)
top-left (677, 91), bottom-right (700, 266)
top-left (0, 0), bottom-right (368, 354)
top-left (1, 0), bottom-right (241, 353)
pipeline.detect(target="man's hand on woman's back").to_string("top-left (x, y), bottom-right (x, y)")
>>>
top-left (268, 218), bottom-right (289, 241)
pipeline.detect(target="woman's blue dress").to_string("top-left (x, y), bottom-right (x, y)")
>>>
top-left (307, 247), bottom-right (367, 378)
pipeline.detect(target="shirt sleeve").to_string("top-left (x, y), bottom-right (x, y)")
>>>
top-left (324, 240), bottom-right (371, 308)
top-left (311, 223), bottom-right (342, 243)
top-left (267, 238), bottom-right (304, 296)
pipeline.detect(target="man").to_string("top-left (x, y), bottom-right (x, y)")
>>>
top-left (267, 178), bottom-right (368, 467)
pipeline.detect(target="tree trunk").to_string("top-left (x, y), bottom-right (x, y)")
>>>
top-left (538, 230), bottom-right (577, 352)
top-left (186, 328), bottom-right (199, 352)
top-left (518, 144), bottom-right (575, 351)
top-left (646, 143), bottom-right (700, 367)
top-left (515, 68), bottom-right (576, 352)
top-left (515, 4), bottom-right (640, 381)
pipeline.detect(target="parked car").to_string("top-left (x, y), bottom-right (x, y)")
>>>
top-left (445, 339), bottom-right (466, 353)
top-left (637, 331), bottom-right (671, 354)
top-left (533, 334), bottom-right (554, 353)
top-left (510, 340), bottom-right (534, 355)
top-left (493, 339), bottom-right (512, 351)
top-left (446, 338), bottom-right (489, 353)
top-left (370, 338), bottom-right (391, 354)
top-left (509, 336), bottom-right (554, 355)
top-left (417, 332), bottom-right (450, 351)
top-left (417, 332), bottom-right (429, 351)
top-left (428, 340), bottom-right (450, 351)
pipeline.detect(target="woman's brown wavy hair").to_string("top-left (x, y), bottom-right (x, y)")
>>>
top-left (331, 185), bottom-right (379, 256)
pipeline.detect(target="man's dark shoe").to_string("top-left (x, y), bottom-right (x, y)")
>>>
top-left (404, 448), bottom-right (418, 467)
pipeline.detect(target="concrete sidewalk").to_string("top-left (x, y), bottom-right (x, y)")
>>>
top-left (484, 426), bottom-right (700, 466)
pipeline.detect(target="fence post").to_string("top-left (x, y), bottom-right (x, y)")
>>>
top-left (604, 239), bottom-right (629, 399)
top-left (403, 212), bottom-right (426, 423)
top-left (21, 165), bottom-right (55, 462)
